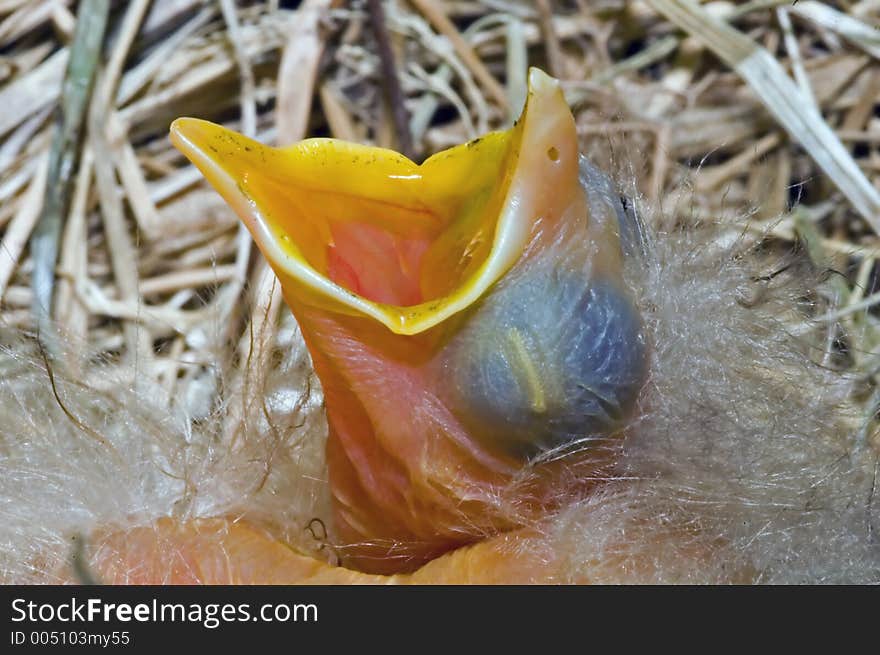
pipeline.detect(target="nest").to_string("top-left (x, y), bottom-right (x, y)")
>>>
top-left (0, 0), bottom-right (878, 436)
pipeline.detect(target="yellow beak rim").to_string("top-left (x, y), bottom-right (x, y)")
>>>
top-left (170, 68), bottom-right (576, 335)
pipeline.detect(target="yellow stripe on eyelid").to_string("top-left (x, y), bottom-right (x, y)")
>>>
top-left (506, 328), bottom-right (547, 414)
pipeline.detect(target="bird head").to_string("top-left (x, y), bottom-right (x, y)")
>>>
top-left (171, 68), bottom-right (648, 573)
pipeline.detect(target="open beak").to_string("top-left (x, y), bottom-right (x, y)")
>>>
top-left (171, 68), bottom-right (648, 574)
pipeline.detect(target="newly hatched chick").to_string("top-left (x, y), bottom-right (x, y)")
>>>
top-left (1, 70), bottom-right (877, 584)
top-left (170, 68), bottom-right (648, 574)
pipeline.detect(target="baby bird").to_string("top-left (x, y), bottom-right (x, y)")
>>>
top-left (1, 69), bottom-right (877, 584)
top-left (170, 69), bottom-right (647, 573)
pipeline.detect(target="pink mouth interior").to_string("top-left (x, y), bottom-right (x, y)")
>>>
top-left (248, 174), bottom-right (501, 309)
top-left (326, 221), bottom-right (431, 306)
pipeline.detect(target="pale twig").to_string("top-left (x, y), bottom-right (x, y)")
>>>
top-left (776, 7), bottom-right (815, 108)
top-left (320, 83), bottom-right (359, 140)
top-left (695, 132), bottom-right (783, 192)
top-left (218, 0), bottom-right (256, 344)
top-left (140, 265), bottom-right (238, 297)
top-left (54, 146), bottom-right (93, 372)
top-left (90, 130), bottom-right (146, 363)
top-left (791, 1), bottom-right (880, 59)
top-left (0, 154), bottom-right (48, 299)
top-left (0, 155), bottom-right (42, 206)
top-left (51, 4), bottom-right (76, 39)
top-left (88, 0), bottom-right (154, 365)
top-left (116, 6), bottom-right (215, 107)
top-left (219, 0), bottom-right (257, 139)
top-left (505, 16), bottom-right (528, 120)
top-left (589, 35), bottom-right (679, 85)
top-left (105, 112), bottom-right (163, 238)
top-left (0, 0), bottom-right (73, 46)
top-left (0, 107), bottom-right (51, 175)
top-left (277, 0), bottom-right (336, 145)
